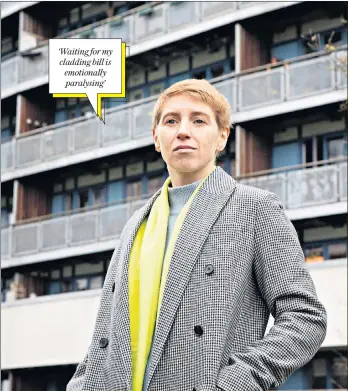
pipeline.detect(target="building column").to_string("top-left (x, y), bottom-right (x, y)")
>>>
top-left (234, 23), bottom-right (242, 74)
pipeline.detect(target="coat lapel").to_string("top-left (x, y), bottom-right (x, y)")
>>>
top-left (113, 167), bottom-right (237, 391)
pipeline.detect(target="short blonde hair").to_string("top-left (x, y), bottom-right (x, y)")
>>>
top-left (152, 79), bottom-right (231, 133)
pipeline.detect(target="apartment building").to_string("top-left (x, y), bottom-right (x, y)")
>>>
top-left (1, 1), bottom-right (347, 390)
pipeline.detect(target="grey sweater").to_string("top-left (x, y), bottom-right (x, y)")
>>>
top-left (142, 178), bottom-right (202, 391)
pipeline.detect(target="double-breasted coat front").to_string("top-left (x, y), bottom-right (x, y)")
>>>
top-left (67, 166), bottom-right (327, 391)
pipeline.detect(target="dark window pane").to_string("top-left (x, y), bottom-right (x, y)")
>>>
top-left (193, 70), bottom-right (206, 80)
top-left (62, 280), bottom-right (73, 293)
top-left (211, 64), bottom-right (224, 78)
top-left (78, 189), bottom-right (89, 208)
top-left (328, 242), bottom-right (347, 260)
top-left (332, 357), bottom-right (347, 389)
top-left (304, 138), bottom-right (313, 164)
top-left (324, 31), bottom-right (342, 45)
top-left (317, 136), bottom-right (324, 161)
top-left (312, 358), bottom-right (327, 389)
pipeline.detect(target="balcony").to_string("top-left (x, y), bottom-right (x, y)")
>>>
top-left (1, 258), bottom-right (346, 369)
top-left (239, 159), bottom-right (347, 220)
top-left (1, 1), bottom-right (297, 99)
top-left (1, 45), bottom-right (49, 96)
top-left (2, 49), bottom-right (347, 183)
top-left (1, 159), bottom-right (347, 268)
top-left (1, 197), bottom-right (147, 267)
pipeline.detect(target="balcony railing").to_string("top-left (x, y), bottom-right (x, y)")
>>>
top-left (1, 160), bottom-right (347, 262)
top-left (239, 160), bottom-right (347, 209)
top-left (1, 1), bottom-right (300, 95)
top-left (1, 56), bottom-right (19, 89)
top-left (1, 197), bottom-right (147, 261)
top-left (1, 50), bottom-right (346, 177)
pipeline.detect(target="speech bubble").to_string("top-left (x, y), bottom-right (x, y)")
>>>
top-left (49, 38), bottom-right (129, 122)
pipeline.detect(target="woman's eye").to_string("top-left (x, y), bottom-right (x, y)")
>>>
top-left (194, 119), bottom-right (205, 124)
top-left (166, 119), bottom-right (177, 124)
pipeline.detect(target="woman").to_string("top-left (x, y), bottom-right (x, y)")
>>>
top-left (67, 79), bottom-right (327, 391)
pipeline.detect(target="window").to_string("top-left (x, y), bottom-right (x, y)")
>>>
top-left (305, 246), bottom-right (324, 263)
top-left (64, 192), bottom-right (74, 211)
top-left (328, 242), bottom-right (347, 260)
top-left (53, 183), bottom-right (64, 193)
top-left (312, 358), bottom-right (327, 389)
top-left (51, 270), bottom-right (60, 280)
top-left (126, 180), bottom-right (143, 198)
top-left (211, 64), bottom-right (224, 78)
top-left (327, 137), bottom-right (345, 159)
top-left (149, 82), bottom-right (165, 96)
top-left (68, 109), bottom-right (77, 120)
top-left (1, 210), bottom-right (9, 228)
top-left (76, 189), bottom-right (89, 209)
top-left (48, 281), bottom-right (61, 295)
top-left (75, 261), bottom-right (103, 276)
top-left (192, 70), bottom-right (206, 80)
top-left (91, 186), bottom-right (105, 205)
top-left (317, 135), bottom-right (324, 161)
top-left (230, 159), bottom-right (236, 177)
top-left (1, 114), bottom-right (16, 140)
top-left (303, 138), bottom-right (313, 164)
top-left (63, 265), bottom-right (72, 278)
top-left (332, 357), bottom-right (347, 389)
top-left (62, 280), bottom-right (73, 293)
top-left (75, 278), bottom-right (88, 291)
top-left (148, 176), bottom-right (163, 196)
top-left (90, 276), bottom-right (103, 289)
top-left (324, 31), bottom-right (342, 45)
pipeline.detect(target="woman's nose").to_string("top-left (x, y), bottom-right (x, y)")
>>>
top-left (177, 120), bottom-right (191, 136)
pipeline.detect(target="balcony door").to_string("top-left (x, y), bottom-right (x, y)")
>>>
top-left (272, 142), bottom-right (302, 169)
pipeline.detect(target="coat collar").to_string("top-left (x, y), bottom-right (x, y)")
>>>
top-left (113, 166), bottom-right (237, 391)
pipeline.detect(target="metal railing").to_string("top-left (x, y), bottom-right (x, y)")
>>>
top-left (1, 49), bottom-right (346, 175)
top-left (1, 160), bottom-right (346, 261)
top-left (239, 160), bottom-right (347, 209)
top-left (1, 56), bottom-right (19, 89)
top-left (1, 197), bottom-right (147, 260)
top-left (0, 1), bottom-right (281, 92)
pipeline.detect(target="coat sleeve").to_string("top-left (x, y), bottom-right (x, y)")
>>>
top-left (66, 208), bottom-right (141, 391)
top-left (66, 234), bottom-right (126, 391)
top-left (216, 191), bottom-right (327, 391)
top-left (66, 351), bottom-right (89, 391)
top-left (66, 241), bottom-right (122, 391)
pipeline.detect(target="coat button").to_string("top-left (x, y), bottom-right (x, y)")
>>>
top-left (205, 264), bottom-right (214, 275)
top-left (99, 338), bottom-right (109, 348)
top-left (194, 325), bottom-right (203, 336)
top-left (112, 282), bottom-right (115, 292)
top-left (228, 357), bottom-right (234, 365)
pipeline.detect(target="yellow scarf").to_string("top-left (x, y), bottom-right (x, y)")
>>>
top-left (128, 168), bottom-right (215, 391)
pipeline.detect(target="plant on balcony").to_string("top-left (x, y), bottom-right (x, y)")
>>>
top-left (301, 19), bottom-right (348, 114)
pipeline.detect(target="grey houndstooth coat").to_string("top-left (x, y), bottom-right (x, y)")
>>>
top-left (67, 166), bottom-right (327, 391)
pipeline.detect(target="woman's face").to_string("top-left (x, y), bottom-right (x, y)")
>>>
top-left (153, 95), bottom-right (229, 182)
